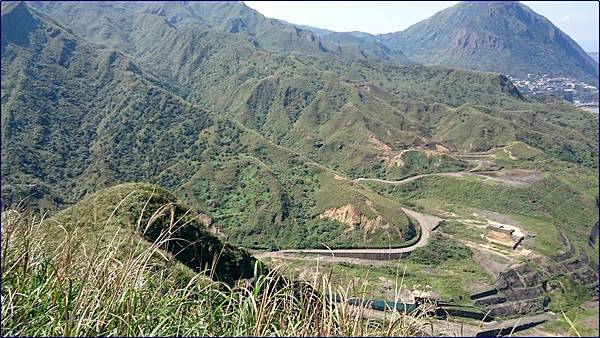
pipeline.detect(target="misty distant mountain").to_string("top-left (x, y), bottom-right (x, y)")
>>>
top-left (29, 1), bottom-right (414, 66)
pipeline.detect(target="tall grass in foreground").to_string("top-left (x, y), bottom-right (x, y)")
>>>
top-left (1, 207), bottom-right (428, 336)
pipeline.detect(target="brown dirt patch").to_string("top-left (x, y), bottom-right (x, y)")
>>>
top-left (319, 204), bottom-right (391, 241)
top-left (469, 246), bottom-right (513, 279)
top-left (475, 169), bottom-right (541, 186)
top-left (486, 230), bottom-right (520, 248)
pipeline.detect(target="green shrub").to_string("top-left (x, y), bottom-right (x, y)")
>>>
top-left (409, 235), bottom-right (471, 265)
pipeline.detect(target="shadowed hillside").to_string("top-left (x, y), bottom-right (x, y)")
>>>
top-left (45, 182), bottom-right (260, 284)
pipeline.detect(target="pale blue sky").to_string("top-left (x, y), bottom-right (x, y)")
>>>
top-left (244, 1), bottom-right (599, 51)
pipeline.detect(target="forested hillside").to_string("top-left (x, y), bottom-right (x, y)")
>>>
top-left (2, 1), bottom-right (598, 250)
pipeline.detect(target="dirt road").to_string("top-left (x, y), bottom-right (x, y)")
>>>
top-left (355, 169), bottom-right (540, 187)
top-left (355, 172), bottom-right (466, 185)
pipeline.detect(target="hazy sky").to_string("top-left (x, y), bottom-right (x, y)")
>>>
top-left (244, 1), bottom-right (599, 51)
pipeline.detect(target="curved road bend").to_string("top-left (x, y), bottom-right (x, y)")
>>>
top-left (257, 208), bottom-right (442, 261)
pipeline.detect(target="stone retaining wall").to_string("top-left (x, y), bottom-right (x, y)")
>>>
top-left (299, 251), bottom-right (410, 260)
top-left (470, 263), bottom-right (548, 317)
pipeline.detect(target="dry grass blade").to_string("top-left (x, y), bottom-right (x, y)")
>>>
top-left (561, 307), bottom-right (581, 337)
top-left (1, 202), bottom-right (430, 337)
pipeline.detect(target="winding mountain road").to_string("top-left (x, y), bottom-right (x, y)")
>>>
top-left (355, 172), bottom-right (465, 185)
top-left (257, 168), bottom-right (539, 262)
top-left (257, 208), bottom-right (442, 261)
top-left (355, 169), bottom-right (539, 187)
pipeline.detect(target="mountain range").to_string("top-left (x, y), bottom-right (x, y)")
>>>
top-left (2, 0), bottom-right (598, 252)
top-left (2, 2), bottom-right (599, 333)
top-left (302, 1), bottom-right (600, 83)
top-left (26, 1), bottom-right (600, 83)
top-left (2, 1), bottom-right (422, 249)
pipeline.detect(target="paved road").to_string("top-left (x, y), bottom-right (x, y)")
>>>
top-left (259, 169), bottom-right (538, 263)
top-left (257, 208), bottom-right (442, 261)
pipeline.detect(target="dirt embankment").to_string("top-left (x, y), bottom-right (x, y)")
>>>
top-left (319, 204), bottom-right (391, 241)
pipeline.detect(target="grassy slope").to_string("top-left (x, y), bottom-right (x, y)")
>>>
top-left (366, 156), bottom-right (599, 262)
top-left (30, 1), bottom-right (415, 66)
top-left (2, 203), bottom-right (426, 336)
top-left (263, 234), bottom-right (492, 304)
top-left (173, 119), bottom-right (417, 249)
top-left (27, 1), bottom-right (600, 170)
top-left (1, 3), bottom-right (598, 334)
top-left (45, 182), bottom-right (260, 284)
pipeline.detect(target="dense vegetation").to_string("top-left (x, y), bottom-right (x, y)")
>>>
top-left (1, 1), bottom-right (598, 335)
top-left (30, 1), bottom-right (415, 67)
top-left (22, 2), bottom-right (600, 168)
top-left (367, 161), bottom-right (599, 262)
top-left (1, 2), bottom-right (418, 249)
top-left (2, 2), bottom-right (598, 252)
top-left (45, 183), bottom-right (261, 284)
top-left (29, 1), bottom-right (600, 85)
top-left (409, 235), bottom-right (472, 265)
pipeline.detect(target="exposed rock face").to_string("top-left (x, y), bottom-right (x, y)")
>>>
top-left (451, 29), bottom-right (505, 56)
top-left (485, 228), bottom-right (523, 249)
top-left (369, 136), bottom-right (397, 166)
top-left (319, 204), bottom-right (391, 241)
top-left (380, 1), bottom-right (599, 83)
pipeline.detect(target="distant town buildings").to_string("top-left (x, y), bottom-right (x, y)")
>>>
top-left (506, 74), bottom-right (599, 106)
